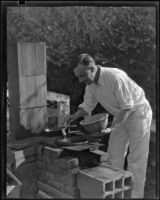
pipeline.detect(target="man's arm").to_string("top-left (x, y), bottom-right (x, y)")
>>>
top-left (64, 108), bottom-right (88, 125)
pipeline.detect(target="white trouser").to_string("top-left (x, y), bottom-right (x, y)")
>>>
top-left (107, 100), bottom-right (152, 198)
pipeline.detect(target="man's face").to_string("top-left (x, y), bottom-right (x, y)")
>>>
top-left (74, 64), bottom-right (95, 85)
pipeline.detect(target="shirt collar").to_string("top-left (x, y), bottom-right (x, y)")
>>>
top-left (94, 65), bottom-right (105, 86)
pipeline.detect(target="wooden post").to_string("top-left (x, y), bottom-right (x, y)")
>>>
top-left (7, 42), bottom-right (47, 139)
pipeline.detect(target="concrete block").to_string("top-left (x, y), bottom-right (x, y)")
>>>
top-left (123, 186), bottom-right (132, 199)
top-left (43, 146), bottom-right (64, 158)
top-left (77, 165), bottom-right (131, 198)
top-left (100, 163), bottom-right (133, 188)
top-left (123, 171), bottom-right (133, 188)
top-left (113, 189), bottom-right (123, 199)
top-left (77, 169), bottom-right (113, 198)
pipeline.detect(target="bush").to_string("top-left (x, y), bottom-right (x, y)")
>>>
top-left (7, 6), bottom-right (156, 116)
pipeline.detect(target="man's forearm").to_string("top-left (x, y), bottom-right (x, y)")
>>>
top-left (73, 108), bottom-right (88, 120)
top-left (111, 109), bottom-right (132, 128)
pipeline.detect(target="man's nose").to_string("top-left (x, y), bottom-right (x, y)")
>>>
top-left (79, 78), bottom-right (82, 83)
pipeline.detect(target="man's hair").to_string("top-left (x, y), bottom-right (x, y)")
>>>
top-left (74, 54), bottom-right (95, 68)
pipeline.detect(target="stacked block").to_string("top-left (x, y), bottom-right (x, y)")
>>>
top-left (77, 164), bottom-right (133, 199)
top-left (47, 91), bottom-right (70, 130)
top-left (7, 146), bottom-right (38, 198)
top-left (7, 142), bottom-right (134, 199)
top-left (7, 42), bottom-right (47, 139)
top-left (36, 145), bottom-right (80, 198)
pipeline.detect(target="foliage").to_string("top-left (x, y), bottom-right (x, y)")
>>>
top-left (7, 6), bottom-right (156, 116)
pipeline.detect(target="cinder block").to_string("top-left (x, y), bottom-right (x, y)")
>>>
top-left (104, 193), bottom-right (114, 199)
top-left (113, 189), bottom-right (123, 199)
top-left (77, 165), bottom-right (130, 198)
top-left (77, 169), bottom-right (113, 198)
top-left (123, 187), bottom-right (132, 199)
top-left (100, 163), bottom-right (132, 188)
top-left (123, 171), bottom-right (133, 188)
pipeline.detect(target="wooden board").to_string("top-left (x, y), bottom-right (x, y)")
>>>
top-left (9, 106), bottom-right (47, 139)
top-left (8, 75), bottom-right (47, 108)
top-left (7, 42), bottom-right (46, 77)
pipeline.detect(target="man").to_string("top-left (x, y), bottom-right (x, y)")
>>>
top-left (64, 53), bottom-right (152, 198)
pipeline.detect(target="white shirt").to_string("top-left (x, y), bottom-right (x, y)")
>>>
top-left (79, 66), bottom-right (146, 117)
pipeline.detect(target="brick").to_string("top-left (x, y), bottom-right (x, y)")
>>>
top-left (20, 181), bottom-right (38, 194)
top-left (37, 160), bottom-right (46, 169)
top-left (37, 154), bottom-right (44, 162)
top-left (15, 155), bottom-right (36, 168)
top-left (36, 144), bottom-right (45, 155)
top-left (14, 162), bottom-right (37, 183)
top-left (38, 170), bottom-right (80, 197)
top-left (43, 146), bottom-right (64, 158)
top-left (7, 146), bottom-right (36, 161)
top-left (37, 181), bottom-right (74, 199)
top-left (90, 150), bottom-right (109, 163)
top-left (43, 155), bottom-right (79, 170)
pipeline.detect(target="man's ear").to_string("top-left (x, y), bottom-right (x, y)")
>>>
top-left (89, 65), bottom-right (94, 73)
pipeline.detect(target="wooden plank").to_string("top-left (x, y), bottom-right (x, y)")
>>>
top-left (9, 106), bottom-right (47, 139)
top-left (37, 190), bottom-right (53, 199)
top-left (7, 42), bottom-right (46, 76)
top-left (8, 75), bottom-right (47, 108)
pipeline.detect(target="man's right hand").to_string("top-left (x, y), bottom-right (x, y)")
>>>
top-left (62, 114), bottom-right (77, 127)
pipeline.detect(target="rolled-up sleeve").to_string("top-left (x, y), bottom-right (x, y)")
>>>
top-left (114, 77), bottom-right (134, 110)
top-left (79, 86), bottom-right (98, 115)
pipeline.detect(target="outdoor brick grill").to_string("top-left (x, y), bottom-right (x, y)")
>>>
top-left (7, 138), bottom-right (133, 199)
top-left (7, 42), bottom-right (133, 199)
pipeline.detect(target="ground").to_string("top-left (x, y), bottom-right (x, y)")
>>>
top-left (144, 140), bottom-right (157, 199)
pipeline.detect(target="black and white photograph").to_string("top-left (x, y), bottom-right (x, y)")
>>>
top-left (1, 1), bottom-right (159, 199)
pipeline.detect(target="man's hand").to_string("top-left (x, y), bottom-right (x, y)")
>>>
top-left (62, 108), bottom-right (88, 127)
top-left (63, 114), bottom-right (77, 126)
